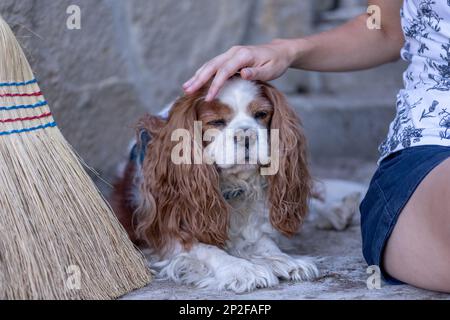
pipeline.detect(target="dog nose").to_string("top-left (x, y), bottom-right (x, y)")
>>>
top-left (234, 127), bottom-right (257, 145)
top-left (239, 125), bottom-right (252, 132)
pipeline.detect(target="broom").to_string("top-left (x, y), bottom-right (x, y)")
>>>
top-left (0, 16), bottom-right (151, 299)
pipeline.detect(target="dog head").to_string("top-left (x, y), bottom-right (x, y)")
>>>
top-left (131, 77), bottom-right (311, 254)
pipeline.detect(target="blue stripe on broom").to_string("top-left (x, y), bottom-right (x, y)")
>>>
top-left (0, 79), bottom-right (38, 87)
top-left (0, 100), bottom-right (48, 111)
top-left (0, 122), bottom-right (57, 136)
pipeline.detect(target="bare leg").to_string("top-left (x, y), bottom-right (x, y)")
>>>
top-left (383, 158), bottom-right (450, 292)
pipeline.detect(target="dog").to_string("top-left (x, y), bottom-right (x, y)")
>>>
top-left (112, 77), bottom-right (320, 293)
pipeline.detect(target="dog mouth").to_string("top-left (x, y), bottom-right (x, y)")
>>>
top-left (217, 163), bottom-right (259, 175)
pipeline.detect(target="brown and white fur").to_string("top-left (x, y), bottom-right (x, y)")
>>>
top-left (112, 77), bottom-right (319, 293)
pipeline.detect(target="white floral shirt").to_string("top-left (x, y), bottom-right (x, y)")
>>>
top-left (379, 0), bottom-right (450, 161)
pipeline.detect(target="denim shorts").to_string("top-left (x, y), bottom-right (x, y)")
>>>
top-left (360, 145), bottom-right (450, 284)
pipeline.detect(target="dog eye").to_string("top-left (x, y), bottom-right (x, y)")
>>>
top-left (207, 119), bottom-right (226, 127)
top-left (254, 111), bottom-right (268, 120)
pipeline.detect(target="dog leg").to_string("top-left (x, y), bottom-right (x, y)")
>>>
top-left (155, 243), bottom-right (279, 293)
top-left (237, 237), bottom-right (319, 282)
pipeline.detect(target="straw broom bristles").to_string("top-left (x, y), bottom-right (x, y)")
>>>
top-left (0, 16), bottom-right (152, 299)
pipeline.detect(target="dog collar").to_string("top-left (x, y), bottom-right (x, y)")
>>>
top-left (130, 129), bottom-right (152, 165)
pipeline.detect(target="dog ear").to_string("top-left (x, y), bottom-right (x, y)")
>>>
top-left (111, 115), bottom-right (165, 245)
top-left (259, 82), bottom-right (311, 237)
top-left (135, 95), bottom-right (230, 254)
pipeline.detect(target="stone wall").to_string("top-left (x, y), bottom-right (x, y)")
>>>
top-left (0, 0), bottom-right (405, 186)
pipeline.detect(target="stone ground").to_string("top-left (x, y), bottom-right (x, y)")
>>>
top-left (122, 159), bottom-right (450, 300)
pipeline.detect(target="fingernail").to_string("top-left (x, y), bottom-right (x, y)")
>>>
top-left (242, 69), bottom-right (252, 78)
top-left (183, 79), bottom-right (193, 88)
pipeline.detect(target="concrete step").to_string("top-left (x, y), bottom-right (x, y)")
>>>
top-left (288, 93), bottom-right (397, 162)
top-left (311, 157), bottom-right (376, 186)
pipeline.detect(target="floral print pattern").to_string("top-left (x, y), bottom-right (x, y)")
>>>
top-left (380, 0), bottom-right (450, 160)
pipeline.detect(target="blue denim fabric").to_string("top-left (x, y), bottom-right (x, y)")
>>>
top-left (360, 145), bottom-right (450, 284)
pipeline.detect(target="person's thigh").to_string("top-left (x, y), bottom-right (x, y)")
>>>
top-left (383, 158), bottom-right (450, 292)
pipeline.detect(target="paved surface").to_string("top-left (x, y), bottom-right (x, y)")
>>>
top-left (122, 160), bottom-right (450, 300)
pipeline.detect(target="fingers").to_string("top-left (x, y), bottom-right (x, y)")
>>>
top-left (241, 63), bottom-right (274, 81)
top-left (183, 47), bottom-right (240, 94)
top-left (205, 49), bottom-right (255, 101)
top-left (184, 46), bottom-right (256, 100)
top-left (206, 64), bottom-right (252, 101)
top-left (240, 68), bottom-right (254, 79)
top-left (183, 59), bottom-right (221, 94)
top-left (205, 69), bottom-right (231, 101)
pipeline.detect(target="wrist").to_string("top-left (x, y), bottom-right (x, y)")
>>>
top-left (271, 38), bottom-right (313, 69)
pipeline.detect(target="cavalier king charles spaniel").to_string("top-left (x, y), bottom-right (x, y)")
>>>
top-left (112, 77), bottom-right (320, 293)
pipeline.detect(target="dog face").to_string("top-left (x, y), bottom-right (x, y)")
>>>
top-left (116, 77), bottom-right (311, 255)
top-left (198, 78), bottom-right (274, 172)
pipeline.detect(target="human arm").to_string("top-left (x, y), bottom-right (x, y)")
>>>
top-left (183, 0), bottom-right (404, 101)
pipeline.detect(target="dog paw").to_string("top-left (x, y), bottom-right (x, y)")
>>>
top-left (214, 261), bottom-right (279, 293)
top-left (288, 258), bottom-right (319, 281)
top-left (157, 254), bottom-right (213, 285)
top-left (258, 255), bottom-right (319, 282)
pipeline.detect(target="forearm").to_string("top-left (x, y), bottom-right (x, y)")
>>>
top-left (286, 9), bottom-right (404, 72)
top-left (183, 0), bottom-right (404, 99)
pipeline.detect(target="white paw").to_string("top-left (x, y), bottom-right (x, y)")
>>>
top-left (258, 255), bottom-right (319, 282)
top-left (288, 257), bottom-right (319, 281)
top-left (157, 254), bottom-right (213, 286)
top-left (214, 261), bottom-right (279, 293)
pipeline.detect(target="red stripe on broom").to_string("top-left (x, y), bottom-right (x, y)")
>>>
top-left (0, 112), bottom-right (52, 123)
top-left (0, 91), bottom-right (42, 97)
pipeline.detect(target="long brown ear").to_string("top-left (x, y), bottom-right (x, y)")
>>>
top-left (111, 114), bottom-right (166, 245)
top-left (135, 95), bottom-right (230, 255)
top-left (260, 82), bottom-right (311, 237)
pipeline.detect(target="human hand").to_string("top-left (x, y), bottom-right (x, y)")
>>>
top-left (183, 39), bottom-right (296, 101)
